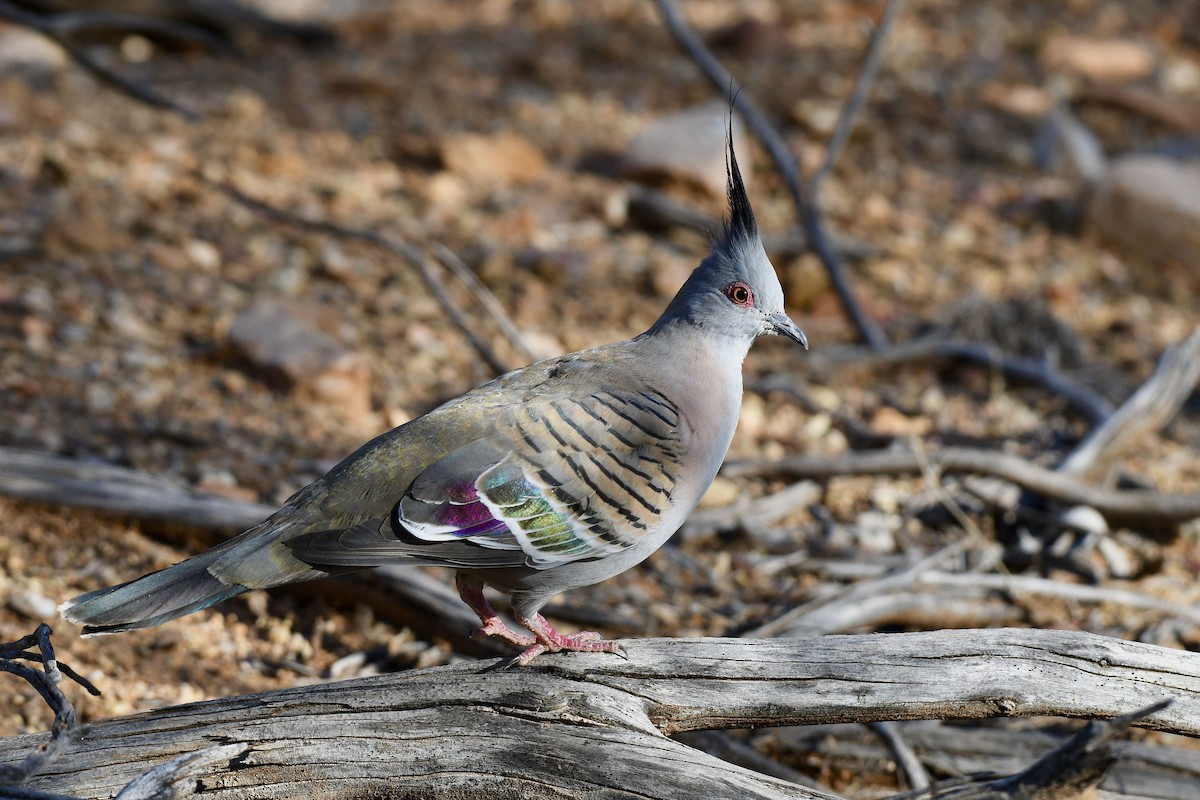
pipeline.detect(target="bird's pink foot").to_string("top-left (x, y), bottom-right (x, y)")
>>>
top-left (510, 612), bottom-right (624, 666)
top-left (456, 573), bottom-right (537, 647)
top-left (474, 616), bottom-right (536, 647)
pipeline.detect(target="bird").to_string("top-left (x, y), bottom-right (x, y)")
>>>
top-left (60, 131), bottom-right (808, 666)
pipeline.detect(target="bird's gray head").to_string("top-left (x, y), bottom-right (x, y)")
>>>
top-left (648, 132), bottom-right (808, 351)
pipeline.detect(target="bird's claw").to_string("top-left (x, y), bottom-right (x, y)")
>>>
top-left (473, 617), bottom-right (536, 648)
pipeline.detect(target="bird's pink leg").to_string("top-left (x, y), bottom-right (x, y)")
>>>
top-left (511, 612), bottom-right (624, 667)
top-left (454, 573), bottom-right (535, 647)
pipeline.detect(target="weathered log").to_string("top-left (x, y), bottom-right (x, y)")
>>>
top-left (1, 629), bottom-right (1197, 799)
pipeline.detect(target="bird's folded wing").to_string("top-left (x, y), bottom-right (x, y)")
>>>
top-left (289, 389), bottom-right (683, 571)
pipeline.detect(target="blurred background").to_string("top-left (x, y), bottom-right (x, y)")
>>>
top-left (1, 1), bottom-right (1198, 794)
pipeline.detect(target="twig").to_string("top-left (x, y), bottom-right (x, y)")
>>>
top-left (917, 572), bottom-right (1200, 628)
top-left (1057, 326), bottom-right (1200, 481)
top-left (745, 540), bottom-right (973, 638)
top-left (809, 1), bottom-right (905, 197)
top-left (433, 243), bottom-right (536, 365)
top-left (201, 176), bottom-right (515, 375)
top-left (0, 0), bottom-right (201, 119)
top-left (653, 0), bottom-right (888, 349)
top-left (723, 446), bottom-right (1200, 525)
top-left (806, 339), bottom-right (1114, 426)
top-left (0, 625), bottom-right (100, 786)
top-left (678, 480), bottom-right (821, 541)
top-left (871, 720), bottom-right (931, 791)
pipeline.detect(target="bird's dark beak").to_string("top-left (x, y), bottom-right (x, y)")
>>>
top-left (768, 311), bottom-right (809, 350)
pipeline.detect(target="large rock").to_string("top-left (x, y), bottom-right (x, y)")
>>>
top-left (228, 299), bottom-right (373, 427)
top-left (439, 131), bottom-right (547, 187)
top-left (622, 101), bottom-right (751, 197)
top-left (1086, 155), bottom-right (1200, 287)
top-left (1040, 35), bottom-right (1156, 82)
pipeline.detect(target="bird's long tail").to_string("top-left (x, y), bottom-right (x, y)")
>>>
top-left (59, 550), bottom-right (249, 635)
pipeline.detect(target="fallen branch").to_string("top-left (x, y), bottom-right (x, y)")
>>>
top-left (899, 701), bottom-right (1169, 799)
top-left (1057, 326), bottom-right (1200, 482)
top-left (654, 0), bottom-right (889, 348)
top-left (202, 176), bottom-right (523, 375)
top-left (0, 630), bottom-right (1195, 798)
top-left (773, 715), bottom-right (1200, 799)
top-left (797, 339), bottom-right (1114, 426)
top-left (722, 446), bottom-right (1200, 526)
top-left (0, 0), bottom-right (205, 118)
top-left (0, 624), bottom-right (99, 787)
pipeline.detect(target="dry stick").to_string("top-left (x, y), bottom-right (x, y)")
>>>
top-left (745, 540), bottom-right (973, 638)
top-left (653, 0), bottom-right (888, 349)
top-left (723, 447), bottom-right (1200, 525)
top-left (803, 339), bottom-right (1114, 426)
top-left (808, 0), bottom-right (905, 197)
top-left (203, 177), bottom-right (514, 375)
top-left (432, 243), bottom-right (537, 365)
top-left (769, 570), bottom-right (1200, 640)
top-left (775, 715), bottom-right (1200, 800)
top-left (678, 480), bottom-right (822, 541)
top-left (3, 630), bottom-right (1198, 799)
top-left (917, 572), bottom-right (1200, 628)
top-left (1057, 326), bottom-right (1200, 482)
top-left (0, 625), bottom-right (99, 787)
top-left (0, 0), bottom-right (202, 119)
top-left (897, 701), bottom-right (1172, 800)
top-left (673, 731), bottom-right (838, 794)
top-left (870, 720), bottom-right (931, 792)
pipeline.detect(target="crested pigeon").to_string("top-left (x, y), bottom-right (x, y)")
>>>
top-left (61, 132), bottom-right (808, 665)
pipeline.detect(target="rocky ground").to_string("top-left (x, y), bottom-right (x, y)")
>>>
top-left (1, 0), bottom-right (1199, 794)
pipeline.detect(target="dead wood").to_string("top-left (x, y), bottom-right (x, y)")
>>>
top-left (654, 0), bottom-right (890, 348)
top-left (1057, 327), bottom-right (1200, 483)
top-left (723, 446), bottom-right (1200, 527)
top-left (1, 629), bottom-right (1196, 799)
top-left (202, 176), bottom-right (527, 376)
top-left (773, 718), bottom-right (1200, 800)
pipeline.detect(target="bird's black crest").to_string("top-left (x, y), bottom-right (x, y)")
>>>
top-left (723, 123), bottom-right (757, 245)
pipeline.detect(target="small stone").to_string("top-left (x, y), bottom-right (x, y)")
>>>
top-left (871, 406), bottom-right (930, 437)
top-left (9, 589), bottom-right (57, 621)
top-left (622, 101), bottom-right (751, 197)
top-left (439, 131), bottom-right (547, 186)
top-left (1060, 505), bottom-right (1108, 537)
top-left (979, 82), bottom-right (1054, 118)
top-left (185, 239), bottom-right (222, 272)
top-left (853, 510), bottom-right (898, 554)
top-left (0, 29), bottom-right (67, 68)
top-left (425, 171), bottom-right (468, 211)
top-left (120, 35), bottom-right (154, 64)
top-left (1040, 35), bottom-right (1155, 82)
top-left (44, 197), bottom-right (124, 256)
top-left (227, 300), bottom-right (374, 429)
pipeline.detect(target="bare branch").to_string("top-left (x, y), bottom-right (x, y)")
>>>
top-left (810, 1), bottom-right (905, 197)
top-left (0, 0), bottom-right (201, 119)
top-left (1058, 326), bottom-right (1200, 481)
top-left (0, 631), bottom-right (1196, 797)
top-left (653, 0), bottom-right (888, 348)
top-left (0, 625), bottom-right (98, 787)
top-left (724, 446), bottom-right (1200, 526)
top-left (201, 176), bottom-right (517, 375)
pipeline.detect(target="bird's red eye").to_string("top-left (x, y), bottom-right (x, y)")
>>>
top-left (723, 281), bottom-right (754, 307)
